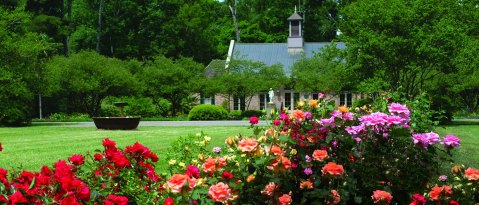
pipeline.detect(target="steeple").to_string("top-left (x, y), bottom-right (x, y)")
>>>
top-left (287, 8), bottom-right (304, 52)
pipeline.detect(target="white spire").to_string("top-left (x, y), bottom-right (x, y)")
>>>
top-left (294, 6), bottom-right (297, 13)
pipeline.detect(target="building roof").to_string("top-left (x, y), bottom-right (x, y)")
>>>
top-left (287, 12), bottom-right (303, 20)
top-left (231, 42), bottom-right (346, 76)
top-left (204, 59), bottom-right (225, 77)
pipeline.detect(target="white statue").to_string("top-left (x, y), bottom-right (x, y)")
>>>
top-left (268, 88), bottom-right (274, 103)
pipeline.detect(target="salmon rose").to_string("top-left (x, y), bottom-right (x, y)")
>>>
top-left (208, 182), bottom-right (231, 202)
top-left (465, 167), bottom-right (479, 181)
top-left (166, 174), bottom-right (196, 193)
top-left (278, 194), bottom-right (292, 205)
top-left (203, 157), bottom-right (217, 173)
top-left (269, 156), bottom-right (291, 172)
top-left (321, 162), bottom-right (344, 176)
top-left (429, 185), bottom-right (452, 201)
top-left (312, 150), bottom-right (328, 161)
top-left (270, 145), bottom-right (283, 155)
top-left (292, 110), bottom-right (305, 121)
top-left (261, 182), bottom-right (277, 197)
top-left (371, 190), bottom-right (393, 204)
top-left (238, 138), bottom-right (258, 152)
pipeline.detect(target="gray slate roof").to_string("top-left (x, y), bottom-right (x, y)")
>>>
top-left (287, 12), bottom-right (303, 20)
top-left (232, 42), bottom-right (346, 76)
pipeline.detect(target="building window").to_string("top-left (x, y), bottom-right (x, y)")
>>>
top-left (259, 94), bottom-right (266, 110)
top-left (304, 94), bottom-right (309, 99)
top-left (340, 93), bottom-right (353, 107)
top-left (233, 96), bottom-right (245, 111)
top-left (293, 92), bottom-right (300, 109)
top-left (312, 93), bottom-right (318, 100)
top-left (284, 92), bottom-right (291, 109)
top-left (291, 21), bottom-right (300, 37)
top-left (200, 94), bottom-right (214, 105)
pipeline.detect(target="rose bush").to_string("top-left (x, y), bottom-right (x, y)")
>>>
top-left (0, 95), bottom-right (476, 204)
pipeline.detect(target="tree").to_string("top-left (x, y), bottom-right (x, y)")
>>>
top-left (0, 6), bottom-right (54, 125)
top-left (137, 56), bottom-right (204, 116)
top-left (209, 59), bottom-right (287, 111)
top-left (291, 44), bottom-right (354, 93)
top-left (339, 0), bottom-right (478, 99)
top-left (44, 51), bottom-right (138, 116)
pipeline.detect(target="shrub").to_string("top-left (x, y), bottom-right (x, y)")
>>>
top-left (241, 110), bottom-right (263, 119)
top-left (228, 110), bottom-right (242, 120)
top-left (188, 104), bottom-right (228, 120)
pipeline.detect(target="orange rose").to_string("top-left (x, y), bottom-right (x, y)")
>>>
top-left (312, 150), bottom-right (328, 161)
top-left (372, 190), bottom-right (393, 204)
top-left (208, 182), bottom-right (231, 202)
top-left (321, 162), bottom-right (344, 176)
top-left (203, 157), bottom-right (217, 173)
top-left (261, 182), bottom-right (277, 197)
top-left (465, 167), bottom-right (479, 180)
top-left (246, 174), bottom-right (255, 183)
top-left (429, 185), bottom-right (452, 201)
top-left (299, 180), bottom-right (313, 189)
top-left (166, 174), bottom-right (195, 193)
top-left (270, 145), bottom-right (283, 155)
top-left (292, 110), bottom-right (305, 121)
top-left (308, 99), bottom-right (319, 108)
top-left (278, 194), bottom-right (292, 205)
top-left (338, 106), bottom-right (349, 113)
top-left (238, 138), bottom-right (258, 152)
top-left (270, 156), bottom-right (291, 171)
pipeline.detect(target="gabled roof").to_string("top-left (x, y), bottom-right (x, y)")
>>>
top-left (204, 59), bottom-right (225, 77)
top-left (287, 12), bottom-right (303, 20)
top-left (231, 42), bottom-right (346, 76)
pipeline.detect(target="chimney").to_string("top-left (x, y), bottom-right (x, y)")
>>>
top-left (287, 7), bottom-right (304, 53)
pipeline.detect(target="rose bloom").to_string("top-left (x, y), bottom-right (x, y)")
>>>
top-left (185, 165), bottom-right (200, 179)
top-left (164, 198), bottom-right (174, 205)
top-left (308, 99), bottom-right (319, 108)
top-left (371, 190), bottom-right (393, 204)
top-left (0, 143), bottom-right (2, 152)
top-left (278, 194), bottom-right (292, 205)
top-left (410, 193), bottom-right (426, 205)
top-left (270, 145), bottom-right (283, 155)
top-left (312, 150), bottom-right (328, 161)
top-left (338, 106), bottom-right (349, 113)
top-left (104, 194), bottom-right (128, 205)
top-left (441, 135), bottom-right (461, 148)
top-left (208, 182), bottom-right (231, 202)
top-left (261, 182), bottom-right (277, 197)
top-left (299, 180), bottom-right (313, 190)
top-left (429, 185), bottom-right (452, 201)
top-left (166, 174), bottom-right (195, 193)
top-left (93, 153), bottom-right (103, 161)
top-left (68, 154), bottom-right (85, 165)
top-left (246, 174), bottom-right (255, 183)
top-left (465, 167), bottom-right (479, 181)
top-left (270, 156), bottom-right (292, 171)
top-left (321, 162), bottom-right (344, 176)
top-left (318, 92), bottom-right (324, 99)
top-left (249, 116), bottom-right (259, 125)
top-left (203, 157), bottom-right (217, 173)
top-left (292, 110), bottom-right (305, 121)
top-left (238, 138), bottom-right (258, 152)
top-left (329, 190), bottom-right (341, 204)
top-left (221, 171), bottom-right (234, 180)
top-left (388, 102), bottom-right (410, 116)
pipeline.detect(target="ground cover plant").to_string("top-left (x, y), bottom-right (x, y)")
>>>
top-left (0, 96), bottom-right (478, 204)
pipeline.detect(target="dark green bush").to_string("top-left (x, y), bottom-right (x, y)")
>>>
top-left (188, 104), bottom-right (228, 120)
top-left (241, 110), bottom-right (263, 118)
top-left (228, 110), bottom-right (242, 120)
top-left (352, 97), bottom-right (373, 108)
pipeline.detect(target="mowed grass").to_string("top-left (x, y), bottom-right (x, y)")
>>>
top-left (0, 125), bottom-right (250, 171)
top-left (435, 125), bottom-right (479, 169)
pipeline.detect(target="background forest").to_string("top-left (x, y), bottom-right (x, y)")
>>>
top-left (0, 0), bottom-right (478, 125)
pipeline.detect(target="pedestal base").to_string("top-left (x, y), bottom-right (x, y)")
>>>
top-left (266, 102), bottom-right (276, 119)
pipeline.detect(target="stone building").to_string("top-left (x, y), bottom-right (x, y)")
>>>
top-left (201, 10), bottom-right (359, 111)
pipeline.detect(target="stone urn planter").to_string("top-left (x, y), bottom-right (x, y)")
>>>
top-left (92, 102), bottom-right (141, 130)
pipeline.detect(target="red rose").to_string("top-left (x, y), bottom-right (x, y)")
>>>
top-left (0, 143), bottom-right (3, 152)
top-left (249, 116), bottom-right (259, 125)
top-left (273, 120), bottom-right (281, 126)
top-left (186, 165), bottom-right (200, 178)
top-left (102, 138), bottom-right (116, 148)
top-left (164, 198), bottom-right (174, 205)
top-left (69, 154), bottom-right (85, 165)
top-left (94, 153), bottom-right (104, 161)
top-left (104, 194), bottom-right (128, 205)
top-left (449, 200), bottom-right (459, 205)
top-left (221, 171), bottom-right (234, 180)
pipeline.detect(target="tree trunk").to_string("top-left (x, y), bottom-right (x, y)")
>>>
top-left (229, 2), bottom-right (240, 43)
top-left (65, 0), bottom-right (72, 55)
top-left (96, 0), bottom-right (104, 53)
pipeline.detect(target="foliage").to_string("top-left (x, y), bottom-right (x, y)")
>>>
top-left (228, 110), bottom-right (242, 120)
top-left (137, 56), bottom-right (203, 116)
top-left (44, 51), bottom-right (138, 116)
top-left (101, 96), bottom-right (164, 117)
top-left (241, 110), bottom-right (264, 119)
top-left (188, 105), bottom-right (228, 121)
top-left (48, 113), bottom-right (90, 120)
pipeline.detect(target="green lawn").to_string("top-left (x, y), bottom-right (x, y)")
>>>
top-left (0, 124), bottom-right (477, 173)
top-left (0, 125), bottom-right (250, 171)
top-left (435, 125), bottom-right (479, 169)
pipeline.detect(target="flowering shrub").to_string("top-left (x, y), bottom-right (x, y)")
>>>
top-left (0, 96), bottom-right (476, 204)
